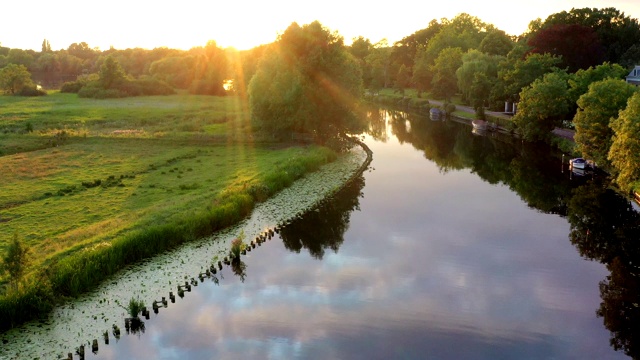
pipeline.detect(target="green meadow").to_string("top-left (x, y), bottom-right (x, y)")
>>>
top-left (0, 92), bottom-right (337, 329)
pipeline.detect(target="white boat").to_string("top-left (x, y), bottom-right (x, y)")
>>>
top-left (569, 158), bottom-right (587, 169)
top-left (472, 119), bottom-right (487, 131)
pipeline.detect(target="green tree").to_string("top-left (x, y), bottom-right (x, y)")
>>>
top-left (248, 21), bottom-right (364, 144)
top-left (456, 49), bottom-right (500, 104)
top-left (498, 51), bottom-right (562, 101)
top-left (424, 14), bottom-right (487, 65)
top-left (389, 19), bottom-right (442, 78)
top-left (513, 70), bottom-right (572, 141)
top-left (431, 47), bottom-right (463, 101)
top-left (349, 36), bottom-right (372, 61)
top-left (478, 29), bottom-right (514, 56)
top-left (568, 62), bottom-right (628, 105)
top-left (99, 55), bottom-right (127, 89)
top-left (41, 39), bottom-right (52, 53)
top-left (574, 79), bottom-right (637, 167)
top-left (469, 72), bottom-right (492, 119)
top-left (394, 64), bottom-right (411, 95)
top-left (411, 47), bottom-right (431, 96)
top-left (366, 41), bottom-right (391, 93)
top-left (1, 233), bottom-right (29, 292)
top-left (6, 48), bottom-right (34, 68)
top-left (609, 93), bottom-right (640, 192)
top-left (0, 63), bottom-right (34, 94)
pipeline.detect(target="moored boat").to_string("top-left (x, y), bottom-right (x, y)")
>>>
top-left (472, 119), bottom-right (487, 131)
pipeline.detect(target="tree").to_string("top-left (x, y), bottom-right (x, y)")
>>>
top-left (99, 55), bottom-right (127, 89)
top-left (527, 24), bottom-right (605, 72)
top-left (478, 29), bottom-right (514, 56)
top-left (5, 48), bottom-right (34, 68)
top-left (0, 63), bottom-right (34, 94)
top-left (469, 72), bottom-right (492, 119)
top-left (412, 47), bottom-right (433, 95)
top-left (424, 14), bottom-right (487, 64)
top-left (533, 7), bottom-right (640, 65)
top-left (366, 41), bottom-right (391, 93)
top-left (390, 19), bottom-right (443, 76)
top-left (248, 21), bottom-right (364, 145)
top-left (349, 36), bottom-right (372, 61)
top-left (394, 64), bottom-right (411, 95)
top-left (456, 49), bottom-right (500, 104)
top-left (498, 51), bottom-right (562, 101)
top-left (41, 39), bottom-right (52, 53)
top-left (568, 62), bottom-right (627, 105)
top-left (574, 79), bottom-right (637, 168)
top-left (67, 42), bottom-right (97, 60)
top-left (609, 93), bottom-right (640, 192)
top-left (512, 70), bottom-right (572, 141)
top-left (620, 44), bottom-right (640, 69)
top-left (431, 47), bottom-right (463, 101)
top-left (1, 233), bottom-right (29, 292)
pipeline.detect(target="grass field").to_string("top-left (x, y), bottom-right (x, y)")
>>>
top-left (0, 91), bottom-right (338, 326)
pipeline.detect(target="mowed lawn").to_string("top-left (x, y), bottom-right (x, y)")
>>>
top-left (0, 92), bottom-right (330, 284)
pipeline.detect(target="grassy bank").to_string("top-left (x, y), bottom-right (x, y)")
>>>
top-left (0, 92), bottom-right (338, 330)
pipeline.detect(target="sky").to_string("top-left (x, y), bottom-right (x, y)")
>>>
top-left (3, 0), bottom-right (640, 52)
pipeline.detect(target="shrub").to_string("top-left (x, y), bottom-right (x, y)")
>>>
top-left (230, 231), bottom-right (246, 259)
top-left (127, 297), bottom-right (145, 318)
top-left (17, 86), bottom-right (46, 97)
top-left (60, 80), bottom-right (85, 93)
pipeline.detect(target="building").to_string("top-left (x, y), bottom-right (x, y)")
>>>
top-left (625, 65), bottom-right (640, 85)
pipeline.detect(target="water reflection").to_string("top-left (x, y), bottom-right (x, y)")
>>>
top-left (280, 175), bottom-right (364, 259)
top-left (231, 258), bottom-right (248, 283)
top-left (384, 107), bottom-right (640, 358)
top-left (565, 178), bottom-right (640, 358)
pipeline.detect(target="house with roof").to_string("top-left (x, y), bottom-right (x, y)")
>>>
top-left (626, 65), bottom-right (640, 85)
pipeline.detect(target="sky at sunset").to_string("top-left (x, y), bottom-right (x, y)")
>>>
top-left (3, 0), bottom-right (640, 51)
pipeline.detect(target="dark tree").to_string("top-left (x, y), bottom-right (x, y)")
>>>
top-left (527, 24), bottom-right (605, 72)
top-left (535, 7), bottom-right (640, 64)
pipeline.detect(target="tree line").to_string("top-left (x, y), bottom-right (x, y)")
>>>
top-left (1, 7), bottom-right (639, 189)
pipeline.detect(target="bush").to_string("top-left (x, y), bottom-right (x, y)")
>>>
top-left (77, 78), bottom-right (174, 99)
top-left (408, 98), bottom-right (430, 112)
top-left (17, 86), bottom-right (46, 97)
top-left (60, 80), bottom-right (85, 93)
top-left (189, 79), bottom-right (224, 95)
top-left (137, 77), bottom-right (174, 95)
top-left (127, 297), bottom-right (145, 318)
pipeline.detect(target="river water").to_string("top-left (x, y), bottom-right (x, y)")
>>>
top-left (7, 109), bottom-right (640, 359)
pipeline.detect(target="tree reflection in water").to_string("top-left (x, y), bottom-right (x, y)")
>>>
top-left (567, 179), bottom-right (640, 359)
top-left (383, 107), bottom-right (640, 358)
top-left (279, 174), bottom-right (365, 259)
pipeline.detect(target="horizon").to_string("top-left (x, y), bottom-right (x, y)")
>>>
top-left (2, 1), bottom-right (640, 52)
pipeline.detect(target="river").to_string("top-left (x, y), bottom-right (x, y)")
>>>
top-left (5, 108), bottom-right (640, 359)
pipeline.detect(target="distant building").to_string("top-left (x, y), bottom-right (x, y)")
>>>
top-left (625, 65), bottom-right (640, 86)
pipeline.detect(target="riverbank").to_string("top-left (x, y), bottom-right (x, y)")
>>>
top-left (0, 139), bottom-right (371, 360)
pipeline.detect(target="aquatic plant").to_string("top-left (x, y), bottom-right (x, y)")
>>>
top-left (230, 230), bottom-right (246, 260)
top-left (127, 297), bottom-right (144, 319)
